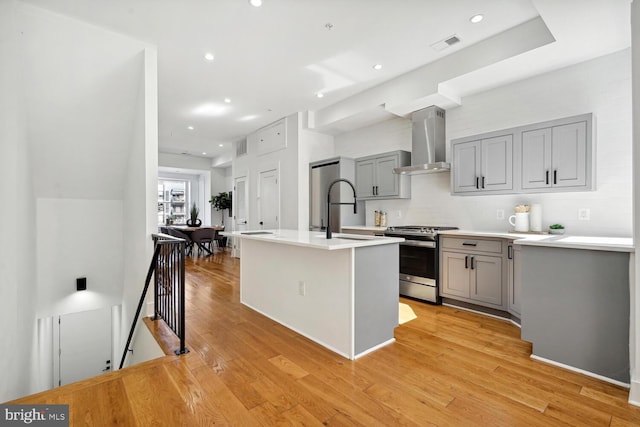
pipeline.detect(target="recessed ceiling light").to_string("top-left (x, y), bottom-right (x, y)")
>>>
top-left (224, 98), bottom-right (231, 103)
top-left (204, 53), bottom-right (214, 61)
top-left (202, 152), bottom-right (207, 155)
top-left (470, 14), bottom-right (484, 23)
top-left (249, 0), bottom-right (262, 7)
top-left (219, 144), bottom-right (224, 147)
top-left (316, 92), bottom-right (324, 98)
top-left (187, 126), bottom-right (194, 130)
top-left (373, 64), bottom-right (382, 70)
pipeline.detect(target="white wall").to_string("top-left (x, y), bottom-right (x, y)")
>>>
top-left (0, 0), bottom-right (37, 402)
top-left (336, 49), bottom-right (633, 237)
top-left (629, 0), bottom-right (640, 406)
top-left (0, 3), bottom-right (158, 395)
top-left (121, 46), bottom-right (158, 369)
top-left (35, 199), bottom-right (125, 317)
top-left (233, 113), bottom-right (300, 230)
top-left (297, 121), bottom-right (335, 230)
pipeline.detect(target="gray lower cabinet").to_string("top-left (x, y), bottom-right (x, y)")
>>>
top-left (507, 242), bottom-right (522, 317)
top-left (520, 245), bottom-right (630, 383)
top-left (452, 134), bottom-right (513, 194)
top-left (355, 150), bottom-right (410, 199)
top-left (440, 236), bottom-right (506, 310)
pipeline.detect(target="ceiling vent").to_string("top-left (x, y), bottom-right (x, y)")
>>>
top-left (431, 34), bottom-right (461, 51)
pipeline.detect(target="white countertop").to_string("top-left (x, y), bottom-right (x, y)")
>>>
top-left (440, 229), bottom-right (634, 253)
top-left (340, 225), bottom-right (387, 232)
top-left (222, 229), bottom-right (403, 250)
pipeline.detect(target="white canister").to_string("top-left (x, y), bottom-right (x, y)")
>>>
top-left (508, 212), bottom-right (530, 232)
top-left (529, 204), bottom-right (542, 232)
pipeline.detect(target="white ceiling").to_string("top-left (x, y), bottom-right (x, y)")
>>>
top-left (20, 0), bottom-right (631, 164)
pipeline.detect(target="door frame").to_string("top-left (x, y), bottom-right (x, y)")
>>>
top-left (258, 162), bottom-right (280, 230)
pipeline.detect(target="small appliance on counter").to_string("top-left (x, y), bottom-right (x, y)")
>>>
top-left (384, 225), bottom-right (459, 304)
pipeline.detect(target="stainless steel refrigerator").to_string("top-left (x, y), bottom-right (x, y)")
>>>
top-left (309, 157), bottom-right (364, 232)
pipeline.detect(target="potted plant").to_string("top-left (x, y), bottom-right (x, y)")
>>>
top-left (549, 224), bottom-right (565, 235)
top-left (209, 192), bottom-right (232, 225)
top-left (187, 202), bottom-right (201, 227)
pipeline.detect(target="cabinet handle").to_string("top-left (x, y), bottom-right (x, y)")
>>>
top-left (470, 256), bottom-right (475, 270)
top-left (545, 170), bottom-right (549, 185)
top-left (465, 255), bottom-right (469, 269)
top-left (462, 242), bottom-right (477, 246)
top-left (375, 186), bottom-right (378, 195)
top-left (476, 177), bottom-right (479, 189)
top-left (481, 176), bottom-right (485, 189)
top-left (259, 221), bottom-right (263, 225)
top-left (553, 170), bottom-right (557, 185)
top-left (508, 245), bottom-right (513, 260)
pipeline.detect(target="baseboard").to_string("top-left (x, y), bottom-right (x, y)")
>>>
top-left (530, 354), bottom-right (630, 389)
top-left (629, 378), bottom-right (640, 406)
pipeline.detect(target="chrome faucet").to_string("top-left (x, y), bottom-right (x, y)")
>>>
top-left (326, 178), bottom-right (357, 239)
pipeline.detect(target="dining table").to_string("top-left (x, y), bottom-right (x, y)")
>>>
top-left (166, 225), bottom-right (225, 255)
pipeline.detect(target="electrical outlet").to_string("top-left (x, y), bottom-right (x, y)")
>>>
top-left (578, 208), bottom-right (590, 221)
top-left (496, 209), bottom-right (505, 220)
top-left (298, 281), bottom-right (306, 296)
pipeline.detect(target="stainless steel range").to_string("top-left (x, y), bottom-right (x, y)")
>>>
top-left (384, 225), bottom-right (458, 304)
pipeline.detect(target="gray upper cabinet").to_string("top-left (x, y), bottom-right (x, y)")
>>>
top-left (355, 150), bottom-right (411, 200)
top-left (522, 120), bottom-right (589, 190)
top-left (452, 134), bottom-right (513, 194)
top-left (452, 113), bottom-right (593, 195)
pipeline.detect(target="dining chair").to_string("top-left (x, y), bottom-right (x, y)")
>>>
top-left (213, 228), bottom-right (226, 250)
top-left (190, 228), bottom-right (215, 255)
top-left (167, 228), bottom-right (194, 256)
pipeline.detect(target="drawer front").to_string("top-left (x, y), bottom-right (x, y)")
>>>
top-left (441, 237), bottom-right (503, 254)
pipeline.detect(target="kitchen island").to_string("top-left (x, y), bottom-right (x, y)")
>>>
top-left (224, 229), bottom-right (403, 359)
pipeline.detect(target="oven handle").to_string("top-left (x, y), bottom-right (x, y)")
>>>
top-left (399, 240), bottom-right (436, 248)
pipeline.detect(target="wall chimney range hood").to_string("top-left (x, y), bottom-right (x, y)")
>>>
top-left (394, 106), bottom-right (449, 175)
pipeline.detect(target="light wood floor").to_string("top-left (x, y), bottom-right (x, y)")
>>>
top-left (12, 248), bottom-right (640, 426)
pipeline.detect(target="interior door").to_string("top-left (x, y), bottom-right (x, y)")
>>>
top-left (259, 168), bottom-right (279, 229)
top-left (55, 307), bottom-right (112, 386)
top-left (234, 176), bottom-right (248, 232)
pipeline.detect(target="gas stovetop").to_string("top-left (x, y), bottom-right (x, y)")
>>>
top-left (384, 225), bottom-right (459, 239)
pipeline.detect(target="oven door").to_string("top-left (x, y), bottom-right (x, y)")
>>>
top-left (398, 240), bottom-right (439, 303)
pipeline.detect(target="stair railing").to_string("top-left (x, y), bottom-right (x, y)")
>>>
top-left (119, 233), bottom-right (188, 369)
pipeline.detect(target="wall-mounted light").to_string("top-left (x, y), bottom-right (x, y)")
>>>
top-left (76, 277), bottom-right (87, 291)
top-left (249, 0), bottom-right (263, 7)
